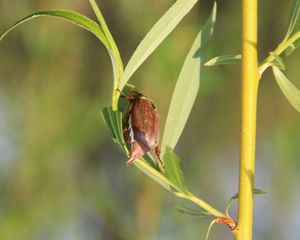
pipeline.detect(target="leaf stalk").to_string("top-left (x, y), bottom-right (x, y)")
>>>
top-left (259, 31), bottom-right (300, 76)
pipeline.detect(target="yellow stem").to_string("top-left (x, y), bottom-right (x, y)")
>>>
top-left (236, 0), bottom-right (258, 239)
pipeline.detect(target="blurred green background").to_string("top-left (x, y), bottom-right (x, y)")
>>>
top-left (0, 0), bottom-right (300, 239)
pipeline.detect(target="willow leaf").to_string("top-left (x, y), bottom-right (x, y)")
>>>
top-left (119, 0), bottom-right (199, 91)
top-left (161, 2), bottom-right (217, 153)
top-left (204, 54), bottom-right (241, 66)
top-left (272, 67), bottom-right (300, 112)
top-left (134, 159), bottom-right (177, 192)
top-left (101, 107), bottom-right (126, 152)
top-left (164, 147), bottom-right (188, 193)
top-left (285, 0), bottom-right (300, 40)
top-left (0, 10), bottom-right (109, 47)
top-left (89, 0), bottom-right (123, 87)
top-left (176, 206), bottom-right (212, 217)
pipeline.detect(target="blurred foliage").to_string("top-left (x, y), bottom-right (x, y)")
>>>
top-left (0, 0), bottom-right (300, 240)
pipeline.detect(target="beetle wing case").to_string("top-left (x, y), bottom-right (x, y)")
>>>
top-left (130, 96), bottom-right (160, 149)
top-left (123, 93), bottom-right (160, 165)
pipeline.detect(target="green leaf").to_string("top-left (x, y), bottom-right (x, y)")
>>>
top-left (0, 9), bottom-right (122, 110)
top-left (119, 0), bottom-right (199, 91)
top-left (0, 10), bottom-right (109, 48)
top-left (89, 0), bottom-right (123, 86)
top-left (272, 67), bottom-right (300, 112)
top-left (163, 147), bottom-right (188, 193)
top-left (176, 206), bottom-right (212, 217)
top-left (101, 107), bottom-right (117, 139)
top-left (225, 188), bottom-right (266, 216)
top-left (161, 2), bottom-right (217, 152)
top-left (204, 54), bottom-right (241, 66)
top-left (101, 107), bottom-right (126, 152)
top-left (285, 0), bottom-right (300, 40)
top-left (143, 153), bottom-right (160, 170)
top-left (134, 159), bottom-right (177, 192)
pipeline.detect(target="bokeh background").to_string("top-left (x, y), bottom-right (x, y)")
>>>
top-left (0, 0), bottom-right (300, 239)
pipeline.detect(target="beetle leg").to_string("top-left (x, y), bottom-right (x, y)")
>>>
top-left (122, 127), bottom-right (128, 133)
top-left (122, 138), bottom-right (129, 146)
top-left (122, 94), bottom-right (136, 101)
top-left (121, 92), bottom-right (136, 101)
top-left (155, 146), bottom-right (165, 172)
top-left (126, 157), bottom-right (135, 166)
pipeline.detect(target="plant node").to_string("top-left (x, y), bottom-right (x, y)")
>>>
top-left (215, 216), bottom-right (237, 231)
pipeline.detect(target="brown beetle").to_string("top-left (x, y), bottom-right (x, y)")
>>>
top-left (121, 90), bottom-right (163, 169)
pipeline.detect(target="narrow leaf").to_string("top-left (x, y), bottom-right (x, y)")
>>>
top-left (176, 206), bottom-right (212, 217)
top-left (161, 2), bottom-right (217, 152)
top-left (0, 9), bottom-right (122, 111)
top-left (272, 67), bottom-right (300, 112)
top-left (285, 0), bottom-right (300, 39)
top-left (134, 159), bottom-right (176, 192)
top-left (89, 0), bottom-right (123, 85)
top-left (101, 107), bottom-right (126, 152)
top-left (143, 153), bottom-right (160, 170)
top-left (204, 54), bottom-right (241, 66)
top-left (119, 0), bottom-right (199, 91)
top-left (0, 10), bottom-right (109, 48)
top-left (163, 147), bottom-right (188, 193)
top-left (101, 107), bottom-right (116, 139)
top-left (89, 0), bottom-right (119, 52)
top-left (225, 188), bottom-right (266, 216)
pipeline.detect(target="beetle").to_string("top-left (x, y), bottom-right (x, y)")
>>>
top-left (121, 89), bottom-right (164, 169)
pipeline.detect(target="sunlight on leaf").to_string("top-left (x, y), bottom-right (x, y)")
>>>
top-left (119, 0), bottom-right (199, 91)
top-left (272, 67), bottom-right (300, 112)
top-left (161, 2), bottom-right (217, 153)
top-left (204, 54), bottom-right (241, 66)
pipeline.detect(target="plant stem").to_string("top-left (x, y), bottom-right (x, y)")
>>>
top-left (112, 89), bottom-right (119, 111)
top-left (259, 30), bottom-right (300, 75)
top-left (236, 0), bottom-right (258, 239)
top-left (134, 160), bottom-right (226, 218)
top-left (175, 192), bottom-right (225, 217)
